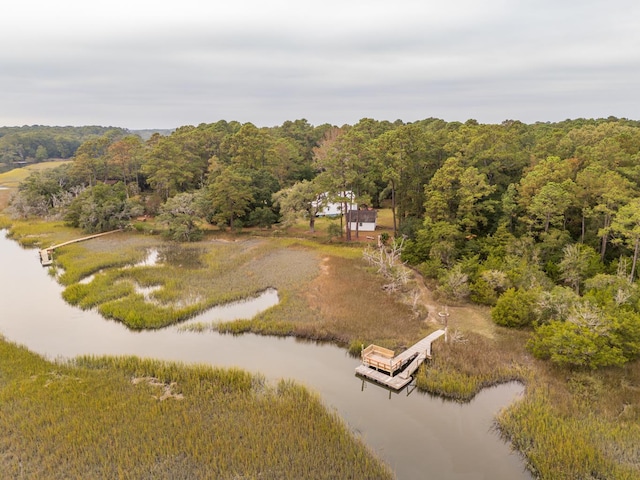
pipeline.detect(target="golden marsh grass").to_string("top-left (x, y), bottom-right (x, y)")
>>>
top-left (5, 218), bottom-right (640, 479)
top-left (0, 338), bottom-right (393, 479)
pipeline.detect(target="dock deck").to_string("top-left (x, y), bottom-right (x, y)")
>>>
top-left (355, 329), bottom-right (446, 390)
top-left (355, 364), bottom-right (414, 390)
top-left (39, 248), bottom-right (53, 266)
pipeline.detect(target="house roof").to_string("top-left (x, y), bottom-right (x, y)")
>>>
top-left (346, 210), bottom-right (377, 223)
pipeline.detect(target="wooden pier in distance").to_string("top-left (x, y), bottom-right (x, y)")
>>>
top-left (39, 229), bottom-right (122, 266)
top-left (355, 329), bottom-right (446, 390)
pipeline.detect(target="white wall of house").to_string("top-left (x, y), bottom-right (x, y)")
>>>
top-left (314, 191), bottom-right (356, 216)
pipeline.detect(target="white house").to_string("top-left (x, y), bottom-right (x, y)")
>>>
top-left (314, 191), bottom-right (356, 217)
top-left (345, 209), bottom-right (377, 232)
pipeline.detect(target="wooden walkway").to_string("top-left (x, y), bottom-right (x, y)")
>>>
top-left (39, 229), bottom-right (122, 266)
top-left (355, 329), bottom-right (446, 391)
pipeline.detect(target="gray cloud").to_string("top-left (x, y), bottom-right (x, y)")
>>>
top-left (1, 0), bottom-right (639, 128)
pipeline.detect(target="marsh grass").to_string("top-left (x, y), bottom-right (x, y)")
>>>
top-left (215, 318), bottom-right (297, 336)
top-left (0, 337), bottom-right (393, 479)
top-left (212, 253), bottom-right (428, 348)
top-left (498, 383), bottom-right (640, 479)
top-left (348, 339), bottom-right (366, 357)
top-left (0, 214), bottom-right (11, 229)
top-left (7, 218), bottom-right (640, 479)
top-left (55, 242), bottom-right (149, 285)
top-left (0, 189), bottom-right (12, 211)
top-left (8, 220), bottom-right (435, 343)
top-left (301, 255), bottom-right (425, 349)
top-left (6, 219), bottom-right (79, 248)
top-left (416, 330), bottom-right (529, 401)
top-left (18, 224), bottom-right (327, 330)
top-left (419, 327), bottom-right (640, 479)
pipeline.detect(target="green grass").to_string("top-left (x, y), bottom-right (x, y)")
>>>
top-left (213, 318), bottom-right (297, 336)
top-left (55, 241), bottom-right (151, 285)
top-left (0, 214), bottom-right (11, 229)
top-left (0, 337), bottom-right (393, 479)
top-left (5, 219), bottom-right (79, 248)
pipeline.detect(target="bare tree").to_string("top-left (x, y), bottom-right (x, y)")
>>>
top-left (363, 238), bottom-right (410, 292)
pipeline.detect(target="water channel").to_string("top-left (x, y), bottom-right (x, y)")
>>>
top-left (0, 232), bottom-right (532, 479)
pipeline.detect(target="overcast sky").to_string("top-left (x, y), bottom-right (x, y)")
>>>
top-left (1, 0), bottom-right (639, 129)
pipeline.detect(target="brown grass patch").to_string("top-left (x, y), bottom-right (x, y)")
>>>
top-left (416, 329), bottom-right (530, 401)
top-left (415, 274), bottom-right (499, 338)
top-left (304, 255), bottom-right (427, 349)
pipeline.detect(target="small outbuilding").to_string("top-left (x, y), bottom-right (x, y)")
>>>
top-left (345, 209), bottom-right (377, 232)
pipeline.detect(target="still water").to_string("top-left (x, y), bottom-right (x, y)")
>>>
top-left (0, 232), bottom-right (532, 480)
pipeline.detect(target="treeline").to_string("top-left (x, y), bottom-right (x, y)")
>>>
top-left (0, 125), bottom-right (129, 171)
top-left (10, 116), bottom-right (640, 369)
top-left (9, 119), bottom-right (333, 235)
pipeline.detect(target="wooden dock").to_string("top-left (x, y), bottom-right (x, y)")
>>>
top-left (39, 229), bottom-right (123, 266)
top-left (355, 329), bottom-right (446, 391)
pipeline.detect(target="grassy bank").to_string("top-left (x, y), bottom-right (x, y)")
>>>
top-left (498, 372), bottom-right (640, 480)
top-left (0, 337), bottom-right (393, 479)
top-left (6, 219), bottom-right (421, 347)
top-left (4, 217), bottom-right (640, 479)
top-left (417, 324), bottom-right (640, 479)
top-left (416, 330), bottom-right (529, 401)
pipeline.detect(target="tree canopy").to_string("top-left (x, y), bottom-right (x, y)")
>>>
top-left (9, 115), bottom-right (640, 369)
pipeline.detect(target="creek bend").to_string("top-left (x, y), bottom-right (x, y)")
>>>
top-left (0, 232), bottom-right (532, 480)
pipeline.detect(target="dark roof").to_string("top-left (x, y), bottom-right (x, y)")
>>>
top-left (345, 210), bottom-right (377, 223)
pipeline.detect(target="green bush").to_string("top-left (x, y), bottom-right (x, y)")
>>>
top-left (327, 223), bottom-right (342, 241)
top-left (529, 320), bottom-right (626, 369)
top-left (491, 287), bottom-right (539, 327)
top-left (470, 277), bottom-right (498, 305)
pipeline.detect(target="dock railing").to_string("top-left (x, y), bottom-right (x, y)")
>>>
top-left (362, 345), bottom-right (403, 374)
top-left (356, 329), bottom-right (447, 390)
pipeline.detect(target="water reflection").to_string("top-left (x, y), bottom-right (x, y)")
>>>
top-left (78, 248), bottom-right (159, 283)
top-left (133, 248), bottom-right (160, 267)
top-left (157, 245), bottom-right (205, 269)
top-left (135, 284), bottom-right (163, 302)
top-left (0, 232), bottom-right (531, 480)
top-left (78, 273), bottom-right (95, 284)
top-left (180, 288), bottom-right (279, 325)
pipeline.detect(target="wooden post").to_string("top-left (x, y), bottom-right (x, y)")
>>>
top-left (438, 308), bottom-right (450, 343)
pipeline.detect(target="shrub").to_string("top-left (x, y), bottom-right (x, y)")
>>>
top-left (327, 223), bottom-right (342, 241)
top-left (248, 206), bottom-right (277, 228)
top-left (470, 277), bottom-right (498, 305)
top-left (529, 320), bottom-right (626, 369)
top-left (491, 287), bottom-right (539, 327)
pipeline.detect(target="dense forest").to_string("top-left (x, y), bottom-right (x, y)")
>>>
top-left (9, 116), bottom-right (640, 371)
top-left (0, 125), bottom-right (130, 172)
